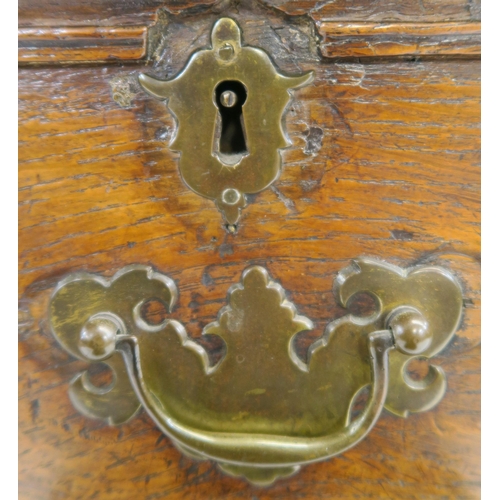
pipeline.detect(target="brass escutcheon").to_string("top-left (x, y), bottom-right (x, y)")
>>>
top-left (138, 18), bottom-right (314, 227)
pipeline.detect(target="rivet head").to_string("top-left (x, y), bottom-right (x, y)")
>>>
top-left (222, 188), bottom-right (241, 205)
top-left (79, 316), bottom-right (119, 360)
top-left (388, 308), bottom-right (432, 355)
top-left (217, 43), bottom-right (235, 61)
top-left (220, 90), bottom-right (237, 108)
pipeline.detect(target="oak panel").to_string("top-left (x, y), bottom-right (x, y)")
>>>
top-left (264, 0), bottom-right (481, 22)
top-left (318, 21), bottom-right (481, 58)
top-left (19, 0), bottom-right (481, 27)
top-left (19, 55), bottom-right (480, 498)
top-left (18, 27), bottom-right (147, 64)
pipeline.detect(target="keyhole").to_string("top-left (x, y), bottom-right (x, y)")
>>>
top-left (215, 81), bottom-right (248, 156)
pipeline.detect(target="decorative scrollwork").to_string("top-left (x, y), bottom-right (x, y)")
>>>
top-left (49, 258), bottom-right (462, 485)
top-left (138, 18), bottom-right (314, 226)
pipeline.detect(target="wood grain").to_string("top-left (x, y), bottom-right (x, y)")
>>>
top-left (19, 48), bottom-right (480, 497)
top-left (18, 0), bottom-right (481, 27)
top-left (17, 0), bottom-right (482, 66)
top-left (18, 20), bottom-right (482, 65)
top-left (318, 22), bottom-right (481, 58)
top-left (19, 27), bottom-right (147, 64)
top-left (17, 0), bottom-right (483, 66)
top-left (263, 0), bottom-right (481, 22)
top-left (18, 0), bottom-right (480, 498)
top-left (18, 0), bottom-right (217, 27)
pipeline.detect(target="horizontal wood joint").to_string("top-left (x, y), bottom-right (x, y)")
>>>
top-left (317, 22), bottom-right (481, 58)
top-left (18, 26), bottom-right (148, 64)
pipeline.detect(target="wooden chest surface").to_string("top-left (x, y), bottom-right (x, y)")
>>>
top-left (19, 1), bottom-right (480, 498)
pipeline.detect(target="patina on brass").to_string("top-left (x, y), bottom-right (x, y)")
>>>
top-left (138, 18), bottom-right (314, 226)
top-left (49, 259), bottom-right (463, 485)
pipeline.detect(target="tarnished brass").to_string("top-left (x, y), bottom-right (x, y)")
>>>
top-left (49, 259), bottom-right (463, 485)
top-left (138, 18), bottom-right (314, 226)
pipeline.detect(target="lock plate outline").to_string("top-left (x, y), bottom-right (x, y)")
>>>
top-left (139, 17), bottom-right (314, 226)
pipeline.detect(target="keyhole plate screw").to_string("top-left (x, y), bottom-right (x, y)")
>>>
top-left (220, 90), bottom-right (238, 108)
top-left (222, 188), bottom-right (241, 205)
top-left (218, 43), bottom-right (235, 61)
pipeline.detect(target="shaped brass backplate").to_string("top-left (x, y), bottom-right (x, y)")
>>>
top-left (138, 18), bottom-right (314, 226)
top-left (49, 258), bottom-right (463, 485)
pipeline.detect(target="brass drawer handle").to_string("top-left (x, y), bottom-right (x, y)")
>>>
top-left (138, 18), bottom-right (313, 228)
top-left (49, 258), bottom-right (462, 485)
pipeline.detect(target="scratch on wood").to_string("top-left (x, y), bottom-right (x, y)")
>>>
top-left (271, 185), bottom-right (297, 213)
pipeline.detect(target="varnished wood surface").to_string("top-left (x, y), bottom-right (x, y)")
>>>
top-left (19, 57), bottom-right (480, 498)
top-left (18, 21), bottom-right (482, 64)
top-left (19, 2), bottom-right (480, 498)
top-left (18, 26), bottom-right (147, 64)
top-left (18, 0), bottom-right (481, 27)
top-left (318, 22), bottom-right (481, 58)
top-left (18, 0), bottom-right (205, 27)
top-left (262, 0), bottom-right (481, 21)
top-left (17, 0), bottom-right (483, 67)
